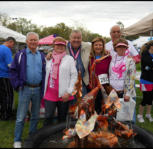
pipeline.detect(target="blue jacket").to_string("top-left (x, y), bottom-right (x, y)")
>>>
top-left (9, 49), bottom-right (46, 98)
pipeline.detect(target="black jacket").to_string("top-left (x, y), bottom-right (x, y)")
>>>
top-left (140, 50), bottom-right (153, 82)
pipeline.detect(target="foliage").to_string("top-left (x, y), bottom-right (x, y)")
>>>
top-left (0, 12), bottom-right (109, 42)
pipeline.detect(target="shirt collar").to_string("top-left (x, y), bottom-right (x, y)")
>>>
top-left (26, 47), bottom-right (39, 54)
top-left (68, 42), bottom-right (81, 51)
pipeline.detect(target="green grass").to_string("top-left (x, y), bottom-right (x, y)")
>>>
top-left (0, 80), bottom-right (153, 148)
top-left (0, 92), bottom-right (44, 148)
top-left (136, 62), bottom-right (141, 71)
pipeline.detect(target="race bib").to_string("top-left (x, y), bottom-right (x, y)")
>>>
top-left (98, 74), bottom-right (109, 85)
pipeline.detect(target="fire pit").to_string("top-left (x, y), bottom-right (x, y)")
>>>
top-left (24, 121), bottom-right (153, 148)
top-left (24, 73), bottom-right (153, 148)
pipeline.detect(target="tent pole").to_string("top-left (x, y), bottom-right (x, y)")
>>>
top-left (151, 19), bottom-right (153, 39)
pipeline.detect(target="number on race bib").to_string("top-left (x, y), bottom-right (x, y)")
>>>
top-left (98, 74), bottom-right (109, 85)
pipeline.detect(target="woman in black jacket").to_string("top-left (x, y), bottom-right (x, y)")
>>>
top-left (137, 40), bottom-right (153, 123)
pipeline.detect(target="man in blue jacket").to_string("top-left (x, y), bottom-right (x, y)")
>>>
top-left (10, 32), bottom-right (46, 148)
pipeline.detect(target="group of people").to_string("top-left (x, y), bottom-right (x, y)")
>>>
top-left (0, 24), bottom-right (153, 148)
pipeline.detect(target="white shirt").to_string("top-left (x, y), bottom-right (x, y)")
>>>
top-left (105, 40), bottom-right (138, 58)
top-left (109, 54), bottom-right (127, 91)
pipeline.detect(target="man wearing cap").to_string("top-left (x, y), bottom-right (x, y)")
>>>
top-left (43, 37), bottom-right (77, 126)
top-left (106, 25), bottom-right (140, 63)
top-left (10, 32), bottom-right (46, 148)
top-left (0, 37), bottom-right (16, 120)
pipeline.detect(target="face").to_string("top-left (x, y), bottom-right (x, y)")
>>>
top-left (116, 46), bottom-right (127, 56)
top-left (8, 40), bottom-right (15, 49)
top-left (26, 34), bottom-right (39, 51)
top-left (93, 41), bottom-right (104, 56)
top-left (150, 45), bottom-right (153, 50)
top-left (70, 32), bottom-right (82, 50)
top-left (54, 44), bottom-right (66, 53)
top-left (110, 26), bottom-right (121, 41)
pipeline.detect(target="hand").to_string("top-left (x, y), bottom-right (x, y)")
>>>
top-left (105, 50), bottom-right (110, 55)
top-left (124, 96), bottom-right (130, 102)
top-left (62, 93), bottom-right (70, 102)
top-left (46, 52), bottom-right (52, 60)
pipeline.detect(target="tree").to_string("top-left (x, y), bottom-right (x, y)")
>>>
top-left (7, 17), bottom-right (41, 35)
top-left (0, 12), bottom-right (11, 26)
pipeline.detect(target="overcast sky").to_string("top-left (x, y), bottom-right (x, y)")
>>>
top-left (0, 1), bottom-right (153, 37)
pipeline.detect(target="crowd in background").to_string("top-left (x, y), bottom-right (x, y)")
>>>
top-left (0, 25), bottom-right (153, 148)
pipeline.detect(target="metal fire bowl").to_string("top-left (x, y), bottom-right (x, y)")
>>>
top-left (23, 121), bottom-right (153, 148)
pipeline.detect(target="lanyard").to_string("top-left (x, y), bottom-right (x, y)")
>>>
top-left (70, 44), bottom-right (81, 60)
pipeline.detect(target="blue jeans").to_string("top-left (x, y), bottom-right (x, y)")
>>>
top-left (14, 86), bottom-right (41, 142)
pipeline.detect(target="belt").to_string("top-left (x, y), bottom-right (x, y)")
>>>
top-left (25, 83), bottom-right (41, 88)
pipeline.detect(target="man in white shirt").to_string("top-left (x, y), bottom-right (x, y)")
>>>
top-left (105, 25), bottom-right (140, 63)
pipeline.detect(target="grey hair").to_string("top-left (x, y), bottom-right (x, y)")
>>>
top-left (26, 32), bottom-right (39, 40)
top-left (69, 30), bottom-right (82, 39)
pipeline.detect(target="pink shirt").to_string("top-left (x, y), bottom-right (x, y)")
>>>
top-left (44, 63), bottom-right (74, 102)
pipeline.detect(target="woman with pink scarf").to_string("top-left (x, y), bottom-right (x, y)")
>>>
top-left (43, 37), bottom-right (77, 126)
top-left (109, 38), bottom-right (136, 102)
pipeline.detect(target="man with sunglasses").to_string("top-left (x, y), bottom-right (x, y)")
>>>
top-left (106, 25), bottom-right (140, 64)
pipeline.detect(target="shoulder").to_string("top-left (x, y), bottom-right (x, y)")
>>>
top-left (127, 56), bottom-right (135, 64)
top-left (63, 55), bottom-right (74, 61)
top-left (105, 41), bottom-right (112, 50)
top-left (81, 42), bottom-right (91, 50)
top-left (106, 40), bottom-right (112, 45)
top-left (0, 45), bottom-right (10, 52)
top-left (14, 49), bottom-right (26, 59)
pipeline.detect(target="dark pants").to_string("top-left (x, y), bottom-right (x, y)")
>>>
top-left (141, 91), bottom-right (153, 106)
top-left (95, 89), bottom-right (103, 114)
top-left (0, 78), bottom-right (14, 120)
top-left (44, 100), bottom-right (70, 126)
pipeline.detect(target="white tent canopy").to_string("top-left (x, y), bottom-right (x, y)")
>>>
top-left (132, 36), bottom-right (150, 48)
top-left (123, 12), bottom-right (153, 37)
top-left (0, 25), bottom-right (26, 43)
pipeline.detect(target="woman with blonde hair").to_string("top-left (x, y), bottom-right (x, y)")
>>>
top-left (88, 37), bottom-right (112, 114)
top-left (43, 37), bottom-right (78, 126)
top-left (137, 40), bottom-right (153, 123)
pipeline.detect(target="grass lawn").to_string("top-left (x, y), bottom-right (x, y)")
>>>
top-left (0, 77), bottom-right (153, 147)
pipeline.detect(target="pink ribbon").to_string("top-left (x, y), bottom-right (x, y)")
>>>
top-left (112, 63), bottom-right (126, 78)
top-left (125, 49), bottom-right (130, 56)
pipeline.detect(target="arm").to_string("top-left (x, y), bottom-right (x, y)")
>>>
top-left (124, 58), bottom-right (136, 101)
top-left (9, 53), bottom-right (20, 91)
top-left (128, 41), bottom-right (141, 64)
top-left (62, 58), bottom-right (78, 102)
